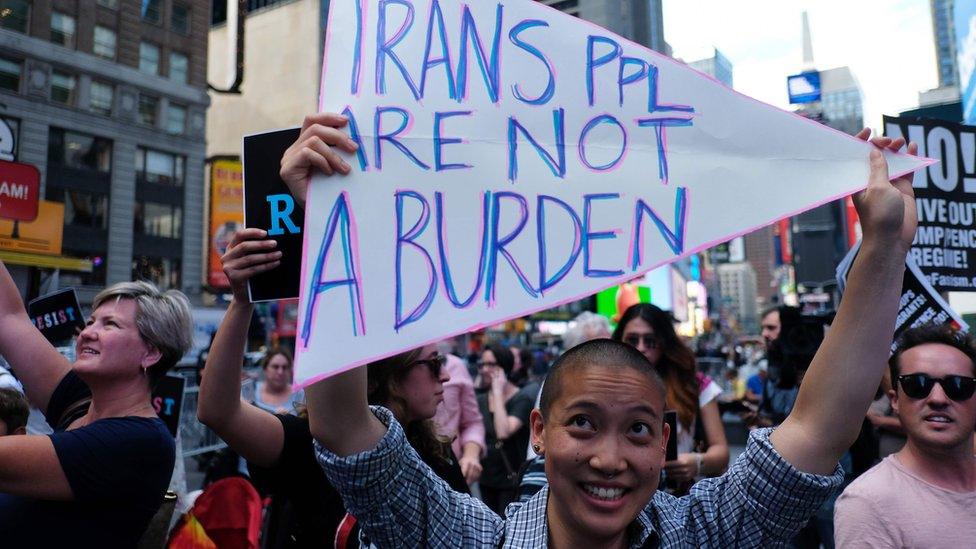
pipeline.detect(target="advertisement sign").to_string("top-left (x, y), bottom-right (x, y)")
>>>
top-left (787, 71), bottom-right (822, 104)
top-left (27, 289), bottom-right (84, 344)
top-left (208, 158), bottom-right (244, 289)
top-left (0, 160), bottom-right (39, 221)
top-left (0, 200), bottom-right (63, 255)
top-left (885, 116), bottom-right (976, 291)
top-left (242, 128), bottom-right (304, 302)
top-left (956, 1), bottom-right (976, 124)
top-left (0, 117), bottom-right (19, 161)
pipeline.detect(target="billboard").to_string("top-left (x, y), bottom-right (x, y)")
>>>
top-left (0, 200), bottom-right (63, 255)
top-left (787, 71), bottom-right (822, 104)
top-left (957, 0), bottom-right (976, 124)
top-left (207, 158), bottom-right (244, 289)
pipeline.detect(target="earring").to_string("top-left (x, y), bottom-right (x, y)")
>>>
top-left (532, 443), bottom-right (541, 453)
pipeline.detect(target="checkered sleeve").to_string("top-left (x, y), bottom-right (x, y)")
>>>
top-left (315, 406), bottom-right (504, 548)
top-left (678, 427), bottom-right (845, 547)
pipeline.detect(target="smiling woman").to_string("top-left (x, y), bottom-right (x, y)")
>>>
top-left (0, 268), bottom-right (192, 548)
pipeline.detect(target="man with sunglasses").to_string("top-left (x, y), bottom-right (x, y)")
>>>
top-left (835, 324), bottom-right (976, 547)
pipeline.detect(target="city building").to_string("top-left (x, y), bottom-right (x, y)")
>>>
top-left (0, 0), bottom-right (209, 302)
top-left (536, 0), bottom-right (667, 53)
top-left (717, 262), bottom-right (758, 332)
top-left (688, 48), bottom-right (733, 87)
top-left (932, 0), bottom-right (958, 88)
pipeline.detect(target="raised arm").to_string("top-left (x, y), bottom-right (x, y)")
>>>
top-left (0, 261), bottom-right (72, 412)
top-left (197, 228), bottom-right (286, 466)
top-left (771, 132), bottom-right (918, 474)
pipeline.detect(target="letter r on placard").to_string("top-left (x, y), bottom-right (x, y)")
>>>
top-left (267, 194), bottom-right (301, 235)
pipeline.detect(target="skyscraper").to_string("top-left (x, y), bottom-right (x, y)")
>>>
top-left (933, 0), bottom-right (959, 88)
top-left (536, 0), bottom-right (666, 53)
top-left (688, 48), bottom-right (733, 87)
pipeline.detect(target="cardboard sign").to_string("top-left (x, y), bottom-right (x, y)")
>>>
top-left (243, 128), bottom-right (304, 302)
top-left (295, 0), bottom-right (932, 384)
top-left (836, 242), bottom-right (969, 353)
top-left (0, 160), bottom-right (39, 222)
top-left (208, 158), bottom-right (245, 290)
top-left (885, 116), bottom-right (976, 292)
top-left (151, 375), bottom-right (185, 438)
top-left (27, 288), bottom-right (84, 344)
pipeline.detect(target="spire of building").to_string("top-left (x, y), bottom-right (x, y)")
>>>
top-left (802, 11), bottom-right (816, 71)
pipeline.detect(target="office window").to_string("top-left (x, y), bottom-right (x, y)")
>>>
top-left (172, 4), bottom-right (190, 34)
top-left (0, 0), bottom-right (30, 33)
top-left (136, 148), bottom-right (185, 186)
top-left (0, 57), bottom-right (20, 92)
top-left (96, 0), bottom-right (119, 8)
top-left (93, 26), bottom-right (116, 59)
top-left (50, 12), bottom-right (76, 48)
top-left (48, 128), bottom-right (113, 172)
top-left (135, 201), bottom-right (182, 238)
top-left (132, 255), bottom-right (180, 289)
top-left (89, 81), bottom-right (114, 116)
top-left (51, 71), bottom-right (76, 105)
top-left (165, 104), bottom-right (186, 135)
top-left (141, 0), bottom-right (161, 23)
top-left (169, 52), bottom-right (188, 85)
top-left (63, 190), bottom-right (109, 229)
top-left (138, 94), bottom-right (158, 126)
top-left (139, 42), bottom-right (160, 74)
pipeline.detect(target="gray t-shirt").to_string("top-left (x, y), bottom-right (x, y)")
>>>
top-left (835, 454), bottom-right (976, 548)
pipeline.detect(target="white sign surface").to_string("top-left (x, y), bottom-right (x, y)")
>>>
top-left (295, 0), bottom-right (932, 384)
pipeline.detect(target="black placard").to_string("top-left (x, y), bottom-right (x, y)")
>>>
top-left (27, 289), bottom-right (85, 344)
top-left (664, 410), bottom-right (678, 461)
top-left (151, 375), bottom-right (185, 438)
top-left (243, 127), bottom-right (303, 302)
top-left (884, 116), bottom-right (976, 292)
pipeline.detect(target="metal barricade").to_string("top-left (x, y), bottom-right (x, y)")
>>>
top-left (172, 367), bottom-right (228, 458)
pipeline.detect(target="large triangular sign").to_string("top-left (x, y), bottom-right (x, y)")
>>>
top-left (294, 0), bottom-right (933, 384)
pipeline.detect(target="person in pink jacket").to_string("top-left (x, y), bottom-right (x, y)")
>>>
top-left (432, 350), bottom-right (486, 484)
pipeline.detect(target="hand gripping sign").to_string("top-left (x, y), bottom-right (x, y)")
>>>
top-left (294, 0), bottom-right (933, 385)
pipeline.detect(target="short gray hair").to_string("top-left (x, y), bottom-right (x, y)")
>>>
top-left (92, 281), bottom-right (193, 384)
top-left (563, 311), bottom-right (612, 350)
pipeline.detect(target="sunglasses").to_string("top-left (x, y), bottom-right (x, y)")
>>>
top-left (897, 373), bottom-right (976, 401)
top-left (410, 354), bottom-right (447, 377)
top-left (623, 334), bottom-right (659, 349)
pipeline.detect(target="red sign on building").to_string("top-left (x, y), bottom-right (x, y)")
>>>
top-left (0, 160), bottom-right (39, 222)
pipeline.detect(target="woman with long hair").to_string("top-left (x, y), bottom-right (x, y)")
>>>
top-left (0, 265), bottom-right (193, 547)
top-left (613, 303), bottom-right (729, 491)
top-left (198, 228), bottom-right (466, 548)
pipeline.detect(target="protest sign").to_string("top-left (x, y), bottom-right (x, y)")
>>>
top-left (836, 242), bottom-right (969, 354)
top-left (295, 0), bottom-right (932, 384)
top-left (885, 116), bottom-right (976, 292)
top-left (27, 288), bottom-right (84, 344)
top-left (151, 375), bottom-right (185, 438)
top-left (243, 127), bottom-right (304, 302)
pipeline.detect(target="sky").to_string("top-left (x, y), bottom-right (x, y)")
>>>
top-left (663, 0), bottom-right (939, 131)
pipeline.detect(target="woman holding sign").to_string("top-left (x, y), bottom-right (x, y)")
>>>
top-left (198, 227), bottom-right (469, 547)
top-left (0, 267), bottom-right (193, 547)
top-left (613, 303), bottom-right (729, 493)
top-left (289, 112), bottom-right (919, 547)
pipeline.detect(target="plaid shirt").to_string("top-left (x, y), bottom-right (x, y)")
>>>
top-left (316, 407), bottom-right (843, 548)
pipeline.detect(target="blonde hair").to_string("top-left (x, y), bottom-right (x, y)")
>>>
top-left (92, 281), bottom-right (193, 385)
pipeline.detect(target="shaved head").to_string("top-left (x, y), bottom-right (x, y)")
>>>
top-left (540, 338), bottom-right (665, 420)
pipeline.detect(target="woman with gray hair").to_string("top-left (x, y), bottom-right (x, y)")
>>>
top-left (0, 261), bottom-right (192, 548)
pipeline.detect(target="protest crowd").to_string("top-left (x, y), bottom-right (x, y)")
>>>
top-left (0, 109), bottom-right (970, 549)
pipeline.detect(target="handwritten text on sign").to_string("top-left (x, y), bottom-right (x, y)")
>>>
top-left (295, 0), bottom-right (929, 383)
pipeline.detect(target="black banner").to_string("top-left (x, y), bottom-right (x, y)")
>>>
top-left (836, 243), bottom-right (968, 353)
top-left (151, 375), bottom-right (185, 438)
top-left (27, 289), bottom-right (84, 344)
top-left (242, 128), bottom-right (303, 302)
top-left (884, 116), bottom-right (976, 292)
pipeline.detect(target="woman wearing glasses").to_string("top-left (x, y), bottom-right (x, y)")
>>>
top-left (477, 344), bottom-right (535, 514)
top-left (613, 303), bottom-right (729, 492)
top-left (198, 229), bottom-right (467, 548)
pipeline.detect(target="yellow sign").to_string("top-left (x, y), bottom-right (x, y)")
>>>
top-left (208, 159), bottom-right (244, 288)
top-left (0, 200), bottom-right (63, 255)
